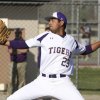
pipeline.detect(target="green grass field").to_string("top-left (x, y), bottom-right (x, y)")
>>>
top-left (71, 67), bottom-right (100, 95)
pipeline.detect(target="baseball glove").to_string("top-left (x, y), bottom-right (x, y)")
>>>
top-left (0, 19), bottom-right (11, 45)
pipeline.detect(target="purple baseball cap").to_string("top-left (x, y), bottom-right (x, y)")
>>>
top-left (45, 12), bottom-right (67, 25)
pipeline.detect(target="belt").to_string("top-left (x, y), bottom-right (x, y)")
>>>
top-left (42, 73), bottom-right (66, 78)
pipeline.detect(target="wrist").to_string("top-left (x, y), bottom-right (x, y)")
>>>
top-left (5, 41), bottom-right (10, 46)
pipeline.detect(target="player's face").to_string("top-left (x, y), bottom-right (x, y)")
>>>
top-left (48, 18), bottom-right (62, 33)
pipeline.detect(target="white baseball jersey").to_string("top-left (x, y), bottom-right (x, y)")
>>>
top-left (7, 31), bottom-right (85, 100)
top-left (26, 31), bottom-right (86, 75)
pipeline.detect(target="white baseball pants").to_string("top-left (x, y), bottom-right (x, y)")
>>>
top-left (7, 75), bottom-right (84, 100)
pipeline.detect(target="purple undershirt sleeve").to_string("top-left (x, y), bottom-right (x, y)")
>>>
top-left (10, 40), bottom-right (29, 49)
top-left (81, 45), bottom-right (93, 55)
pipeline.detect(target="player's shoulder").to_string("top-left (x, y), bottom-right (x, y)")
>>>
top-left (35, 31), bottom-right (51, 41)
top-left (38, 31), bottom-right (51, 36)
top-left (65, 34), bottom-right (75, 41)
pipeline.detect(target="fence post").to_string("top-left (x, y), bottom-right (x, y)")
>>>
top-left (98, 0), bottom-right (100, 66)
top-left (75, 4), bottom-right (80, 88)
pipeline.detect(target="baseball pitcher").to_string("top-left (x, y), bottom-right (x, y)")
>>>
top-left (1, 12), bottom-right (100, 100)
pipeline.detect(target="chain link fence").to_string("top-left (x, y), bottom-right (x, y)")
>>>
top-left (0, 0), bottom-right (100, 100)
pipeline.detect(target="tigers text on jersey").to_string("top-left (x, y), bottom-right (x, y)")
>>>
top-left (26, 31), bottom-right (86, 75)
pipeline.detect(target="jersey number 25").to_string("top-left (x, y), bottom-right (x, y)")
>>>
top-left (61, 57), bottom-right (69, 68)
